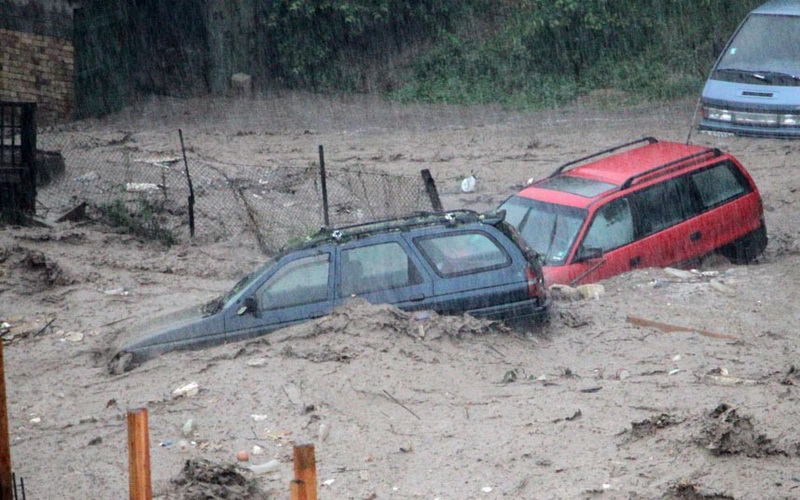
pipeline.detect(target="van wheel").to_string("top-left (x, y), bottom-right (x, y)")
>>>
top-left (718, 225), bottom-right (767, 265)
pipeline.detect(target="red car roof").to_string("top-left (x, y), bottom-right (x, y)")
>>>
top-left (517, 140), bottom-right (716, 208)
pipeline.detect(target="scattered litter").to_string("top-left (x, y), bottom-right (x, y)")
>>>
top-left (160, 440), bottom-right (173, 447)
top-left (126, 182), bottom-right (163, 193)
top-left (481, 486), bottom-right (493, 493)
top-left (626, 315), bottom-right (740, 341)
top-left (700, 373), bottom-right (758, 386)
top-left (663, 268), bottom-right (695, 280)
top-left (29, 417), bottom-right (41, 424)
top-left (318, 422), bottom-right (331, 442)
top-left (460, 174), bottom-right (477, 193)
top-left (709, 279), bottom-right (736, 296)
top-left (251, 445), bottom-right (264, 455)
top-left (62, 331), bottom-right (84, 342)
top-left (580, 387), bottom-right (602, 393)
top-left (104, 287), bottom-right (130, 296)
top-left (322, 479), bottom-right (335, 486)
top-left (248, 459), bottom-right (280, 474)
top-left (577, 283), bottom-right (604, 300)
top-left (672, 354), bottom-right (682, 362)
top-left (172, 382), bottom-right (200, 399)
top-left (246, 358), bottom-right (267, 367)
top-left (181, 418), bottom-right (197, 437)
top-left (548, 284), bottom-right (583, 301)
top-left (178, 439), bottom-right (191, 452)
top-left (616, 368), bottom-right (630, 380)
top-left (236, 450), bottom-right (250, 462)
top-left (669, 369), bottom-right (682, 376)
top-left (250, 414), bottom-right (268, 422)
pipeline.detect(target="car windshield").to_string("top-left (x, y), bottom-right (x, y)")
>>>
top-left (500, 196), bottom-right (586, 266)
top-left (716, 14), bottom-right (800, 78)
top-left (202, 259), bottom-right (275, 315)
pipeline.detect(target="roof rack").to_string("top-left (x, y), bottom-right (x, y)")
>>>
top-left (619, 147), bottom-right (722, 189)
top-left (294, 209), bottom-right (506, 250)
top-left (549, 136), bottom-right (658, 177)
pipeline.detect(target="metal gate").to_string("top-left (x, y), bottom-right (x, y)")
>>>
top-left (0, 102), bottom-right (37, 224)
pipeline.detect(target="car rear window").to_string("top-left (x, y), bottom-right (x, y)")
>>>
top-left (415, 231), bottom-right (510, 277)
top-left (690, 161), bottom-right (751, 210)
top-left (339, 242), bottom-right (422, 296)
top-left (537, 175), bottom-right (617, 197)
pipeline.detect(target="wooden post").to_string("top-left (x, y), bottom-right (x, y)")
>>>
top-left (319, 145), bottom-right (330, 228)
top-left (293, 444), bottom-right (317, 500)
top-left (0, 342), bottom-right (12, 500)
top-left (420, 169), bottom-right (443, 212)
top-left (290, 479), bottom-right (308, 500)
top-left (127, 408), bottom-right (152, 500)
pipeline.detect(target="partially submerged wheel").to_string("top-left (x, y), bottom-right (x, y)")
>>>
top-left (718, 224), bottom-right (767, 265)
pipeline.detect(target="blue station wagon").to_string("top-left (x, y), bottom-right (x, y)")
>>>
top-left (110, 210), bottom-right (550, 372)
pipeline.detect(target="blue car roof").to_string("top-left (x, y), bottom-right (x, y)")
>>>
top-left (753, 0), bottom-right (800, 16)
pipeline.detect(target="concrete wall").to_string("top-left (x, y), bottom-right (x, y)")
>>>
top-left (0, 1), bottom-right (75, 124)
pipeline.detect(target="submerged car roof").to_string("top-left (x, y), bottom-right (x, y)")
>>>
top-left (516, 138), bottom-right (722, 208)
top-left (752, 0), bottom-right (800, 16)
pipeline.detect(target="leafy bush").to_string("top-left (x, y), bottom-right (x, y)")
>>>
top-left (98, 198), bottom-right (176, 246)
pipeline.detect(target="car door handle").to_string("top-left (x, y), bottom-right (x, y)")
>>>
top-left (690, 231), bottom-right (702, 242)
top-left (629, 256), bottom-right (641, 267)
top-left (409, 294), bottom-right (426, 302)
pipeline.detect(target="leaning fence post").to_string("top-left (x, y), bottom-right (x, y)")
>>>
top-left (127, 408), bottom-right (152, 500)
top-left (318, 145), bottom-right (330, 227)
top-left (293, 444), bottom-right (317, 500)
top-left (179, 129), bottom-right (195, 238)
top-left (420, 169), bottom-right (443, 212)
top-left (0, 341), bottom-right (12, 500)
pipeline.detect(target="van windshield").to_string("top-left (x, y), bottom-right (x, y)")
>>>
top-left (500, 196), bottom-right (586, 266)
top-left (715, 14), bottom-right (800, 81)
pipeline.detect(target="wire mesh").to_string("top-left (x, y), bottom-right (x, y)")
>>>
top-left (35, 132), bottom-right (433, 255)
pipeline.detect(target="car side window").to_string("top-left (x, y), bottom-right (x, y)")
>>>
top-left (631, 177), bottom-right (695, 237)
top-left (416, 231), bottom-right (510, 277)
top-left (581, 197), bottom-right (634, 253)
top-left (259, 253), bottom-right (330, 309)
top-left (690, 161), bottom-right (750, 210)
top-left (339, 242), bottom-right (422, 296)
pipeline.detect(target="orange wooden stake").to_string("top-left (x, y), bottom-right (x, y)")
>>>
top-left (0, 342), bottom-right (12, 500)
top-left (290, 479), bottom-right (308, 500)
top-left (127, 408), bottom-right (152, 500)
top-left (293, 444), bottom-right (317, 500)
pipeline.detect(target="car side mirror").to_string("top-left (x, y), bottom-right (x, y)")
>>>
top-left (237, 296), bottom-right (260, 317)
top-left (576, 246), bottom-right (603, 262)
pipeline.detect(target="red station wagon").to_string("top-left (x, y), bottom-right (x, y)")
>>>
top-left (500, 137), bottom-right (767, 286)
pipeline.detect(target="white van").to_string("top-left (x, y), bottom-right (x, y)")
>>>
top-left (699, 0), bottom-right (800, 138)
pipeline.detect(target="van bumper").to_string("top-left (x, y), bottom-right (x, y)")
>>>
top-left (699, 119), bottom-right (800, 139)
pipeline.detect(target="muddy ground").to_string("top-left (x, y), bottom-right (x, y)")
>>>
top-left (2, 92), bottom-right (800, 499)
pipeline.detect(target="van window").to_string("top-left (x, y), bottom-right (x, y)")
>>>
top-left (416, 231), bottom-right (510, 277)
top-left (340, 242), bottom-right (422, 296)
top-left (260, 254), bottom-right (330, 309)
top-left (716, 14), bottom-right (800, 76)
top-left (631, 177), bottom-right (696, 238)
top-left (690, 162), bottom-right (750, 210)
top-left (581, 198), bottom-right (634, 253)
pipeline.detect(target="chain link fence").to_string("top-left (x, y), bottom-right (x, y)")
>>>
top-left (34, 133), bottom-right (436, 255)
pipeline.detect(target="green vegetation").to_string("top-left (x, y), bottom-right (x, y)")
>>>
top-left (98, 198), bottom-right (176, 246)
top-left (263, 0), bottom-right (763, 108)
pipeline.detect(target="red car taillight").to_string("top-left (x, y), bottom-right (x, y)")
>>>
top-left (525, 265), bottom-right (545, 299)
